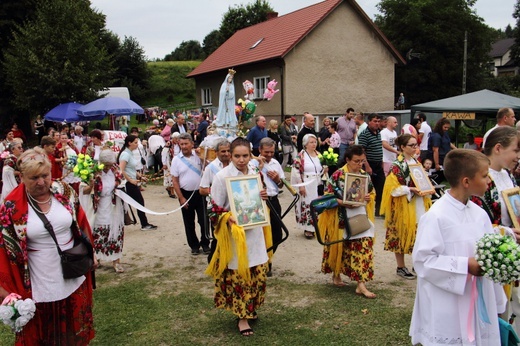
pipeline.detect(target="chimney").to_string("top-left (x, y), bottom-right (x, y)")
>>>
top-left (266, 12), bottom-right (278, 20)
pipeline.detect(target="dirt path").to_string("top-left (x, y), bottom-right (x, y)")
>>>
top-left (118, 181), bottom-right (416, 292)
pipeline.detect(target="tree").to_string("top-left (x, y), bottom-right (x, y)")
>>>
top-left (219, 0), bottom-right (274, 42)
top-left (112, 36), bottom-right (151, 103)
top-left (511, 0), bottom-right (520, 64)
top-left (375, 0), bottom-right (495, 104)
top-left (202, 30), bottom-right (223, 57)
top-left (3, 0), bottom-right (115, 113)
top-left (165, 40), bottom-right (205, 61)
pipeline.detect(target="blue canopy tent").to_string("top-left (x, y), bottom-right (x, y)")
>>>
top-left (77, 97), bottom-right (144, 118)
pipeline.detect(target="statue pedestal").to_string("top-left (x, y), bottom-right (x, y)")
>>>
top-left (215, 126), bottom-right (238, 139)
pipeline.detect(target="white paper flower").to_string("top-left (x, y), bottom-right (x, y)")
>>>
top-left (14, 315), bottom-right (31, 332)
top-left (0, 305), bottom-right (15, 321)
top-left (14, 299), bottom-right (36, 318)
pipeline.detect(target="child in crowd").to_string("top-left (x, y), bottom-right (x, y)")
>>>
top-left (421, 158), bottom-right (433, 175)
top-left (410, 149), bottom-right (506, 345)
top-left (463, 133), bottom-right (478, 150)
top-left (328, 121), bottom-right (341, 155)
top-left (40, 135), bottom-right (62, 179)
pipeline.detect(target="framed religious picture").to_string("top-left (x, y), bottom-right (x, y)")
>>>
top-left (343, 173), bottom-right (368, 206)
top-left (225, 174), bottom-right (269, 229)
top-left (408, 163), bottom-right (436, 195)
top-left (502, 187), bottom-right (520, 229)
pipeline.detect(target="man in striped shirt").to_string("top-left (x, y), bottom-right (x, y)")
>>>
top-left (358, 113), bottom-right (385, 216)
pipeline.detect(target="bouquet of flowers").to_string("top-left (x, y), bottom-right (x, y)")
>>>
top-left (72, 153), bottom-right (104, 183)
top-left (318, 148), bottom-right (339, 167)
top-left (475, 233), bottom-right (520, 284)
top-left (64, 154), bottom-right (77, 171)
top-left (0, 293), bottom-right (36, 332)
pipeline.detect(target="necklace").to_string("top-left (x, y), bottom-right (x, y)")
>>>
top-left (27, 192), bottom-right (52, 207)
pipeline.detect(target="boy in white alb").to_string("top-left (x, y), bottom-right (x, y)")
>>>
top-left (410, 149), bottom-right (507, 345)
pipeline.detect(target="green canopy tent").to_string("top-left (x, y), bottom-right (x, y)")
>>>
top-left (410, 89), bottom-right (520, 146)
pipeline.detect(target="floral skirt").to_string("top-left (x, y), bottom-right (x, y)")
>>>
top-left (384, 225), bottom-right (415, 254)
top-left (321, 237), bottom-right (374, 283)
top-left (213, 263), bottom-right (268, 319)
top-left (93, 224), bottom-right (124, 261)
top-left (16, 278), bottom-right (94, 346)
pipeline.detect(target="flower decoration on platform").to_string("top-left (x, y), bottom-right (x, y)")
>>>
top-left (475, 233), bottom-right (520, 284)
top-left (0, 293), bottom-right (36, 332)
top-left (73, 153), bottom-right (104, 183)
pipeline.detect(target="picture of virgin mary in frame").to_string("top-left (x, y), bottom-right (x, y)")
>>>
top-left (225, 174), bottom-right (269, 229)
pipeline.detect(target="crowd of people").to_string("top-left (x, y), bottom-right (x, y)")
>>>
top-left (1, 105), bottom-right (520, 343)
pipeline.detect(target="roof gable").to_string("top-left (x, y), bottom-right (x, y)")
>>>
top-left (490, 38), bottom-right (515, 58)
top-left (188, 0), bottom-right (404, 78)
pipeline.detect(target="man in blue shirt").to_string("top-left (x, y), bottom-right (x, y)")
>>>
top-left (246, 116), bottom-right (267, 156)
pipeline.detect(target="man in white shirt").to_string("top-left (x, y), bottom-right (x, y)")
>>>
top-left (354, 112), bottom-right (367, 145)
top-left (482, 107), bottom-right (516, 147)
top-left (380, 116), bottom-right (399, 176)
top-left (416, 113), bottom-right (431, 162)
top-left (171, 133), bottom-right (208, 256)
top-left (72, 126), bottom-right (85, 153)
top-left (250, 138), bottom-right (285, 277)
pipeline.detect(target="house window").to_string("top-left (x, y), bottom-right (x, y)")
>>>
top-left (201, 88), bottom-right (212, 106)
top-left (254, 76), bottom-right (269, 99)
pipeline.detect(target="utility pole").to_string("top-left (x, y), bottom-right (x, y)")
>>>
top-left (462, 31), bottom-right (467, 94)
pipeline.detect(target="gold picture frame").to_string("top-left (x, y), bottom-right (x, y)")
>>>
top-left (343, 173), bottom-right (368, 206)
top-left (408, 163), bottom-right (436, 195)
top-left (502, 187), bottom-right (520, 229)
top-left (225, 174), bottom-right (269, 229)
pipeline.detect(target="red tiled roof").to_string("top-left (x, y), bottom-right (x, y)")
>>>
top-left (188, 0), bottom-right (405, 78)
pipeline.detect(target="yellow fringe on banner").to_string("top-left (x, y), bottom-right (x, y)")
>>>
top-left (205, 212), bottom-right (250, 281)
top-left (380, 173), bottom-right (431, 252)
top-left (318, 208), bottom-right (343, 276)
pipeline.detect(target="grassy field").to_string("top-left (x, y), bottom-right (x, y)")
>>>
top-left (0, 265), bottom-right (414, 345)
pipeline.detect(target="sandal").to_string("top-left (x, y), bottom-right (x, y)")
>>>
top-left (304, 231), bottom-right (315, 239)
top-left (113, 263), bottom-right (125, 273)
top-left (237, 319), bottom-right (254, 336)
top-left (332, 277), bottom-right (346, 287)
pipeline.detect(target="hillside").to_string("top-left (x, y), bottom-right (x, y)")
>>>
top-left (144, 60), bottom-right (201, 110)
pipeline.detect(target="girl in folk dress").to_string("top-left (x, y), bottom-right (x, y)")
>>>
top-left (206, 137), bottom-right (269, 337)
top-left (381, 134), bottom-right (432, 280)
top-left (291, 134), bottom-right (327, 239)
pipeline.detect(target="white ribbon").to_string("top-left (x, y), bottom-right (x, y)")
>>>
top-left (114, 189), bottom-right (190, 215)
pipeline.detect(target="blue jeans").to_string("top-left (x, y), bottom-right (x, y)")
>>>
top-left (339, 143), bottom-right (349, 165)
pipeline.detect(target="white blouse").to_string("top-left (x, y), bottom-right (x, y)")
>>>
top-left (26, 197), bottom-right (85, 303)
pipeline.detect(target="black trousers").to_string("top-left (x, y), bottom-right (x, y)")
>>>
top-left (180, 188), bottom-right (209, 250)
top-left (367, 160), bottom-right (385, 216)
top-left (125, 182), bottom-right (149, 226)
top-left (268, 195), bottom-right (283, 254)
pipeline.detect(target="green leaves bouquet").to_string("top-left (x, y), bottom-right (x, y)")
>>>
top-left (318, 148), bottom-right (339, 166)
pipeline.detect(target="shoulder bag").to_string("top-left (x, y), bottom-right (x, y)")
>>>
top-left (346, 210), bottom-right (371, 237)
top-left (31, 202), bottom-right (94, 280)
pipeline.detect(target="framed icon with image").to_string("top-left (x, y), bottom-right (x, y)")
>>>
top-left (408, 163), bottom-right (435, 194)
top-left (502, 187), bottom-right (520, 229)
top-left (225, 174), bottom-right (269, 229)
top-left (343, 173), bottom-right (368, 206)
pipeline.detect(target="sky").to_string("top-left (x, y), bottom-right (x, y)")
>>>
top-left (89, 0), bottom-right (517, 60)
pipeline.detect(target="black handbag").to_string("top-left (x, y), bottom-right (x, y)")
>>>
top-left (31, 202), bottom-right (94, 280)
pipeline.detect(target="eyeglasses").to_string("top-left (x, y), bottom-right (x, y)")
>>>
top-left (350, 159), bottom-right (366, 164)
top-left (406, 144), bottom-right (418, 148)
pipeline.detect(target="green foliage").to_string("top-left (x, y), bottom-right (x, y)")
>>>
top-left (376, 0), bottom-right (495, 105)
top-left (510, 0), bottom-right (520, 64)
top-left (111, 36), bottom-right (151, 103)
top-left (219, 0), bottom-right (274, 42)
top-left (165, 40), bottom-right (205, 61)
top-left (3, 0), bottom-right (115, 112)
top-left (202, 30), bottom-right (223, 57)
top-left (145, 61), bottom-right (200, 108)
